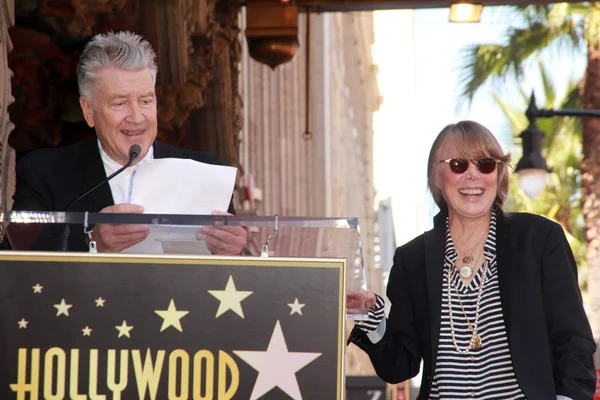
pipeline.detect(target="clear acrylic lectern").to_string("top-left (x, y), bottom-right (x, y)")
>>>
top-left (1, 211), bottom-right (369, 320)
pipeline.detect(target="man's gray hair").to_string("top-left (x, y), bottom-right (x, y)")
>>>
top-left (76, 31), bottom-right (158, 99)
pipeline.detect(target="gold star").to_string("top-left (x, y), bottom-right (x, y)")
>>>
top-left (154, 299), bottom-right (189, 332)
top-left (17, 319), bottom-right (28, 329)
top-left (288, 298), bottom-right (305, 316)
top-left (95, 297), bottom-right (105, 307)
top-left (208, 275), bottom-right (253, 318)
top-left (115, 321), bottom-right (133, 338)
top-left (53, 299), bottom-right (72, 317)
top-left (32, 284), bottom-right (43, 294)
top-left (82, 326), bottom-right (92, 336)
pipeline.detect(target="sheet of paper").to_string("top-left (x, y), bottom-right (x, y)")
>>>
top-left (121, 158), bottom-right (237, 254)
top-left (122, 226), bottom-right (211, 255)
top-left (130, 158), bottom-right (237, 214)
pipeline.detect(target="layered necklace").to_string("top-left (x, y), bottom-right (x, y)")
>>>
top-left (447, 257), bottom-right (489, 352)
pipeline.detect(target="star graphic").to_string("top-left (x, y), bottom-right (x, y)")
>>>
top-left (32, 283), bottom-right (43, 294)
top-left (234, 321), bottom-right (321, 400)
top-left (208, 275), bottom-right (253, 318)
top-left (154, 299), bottom-right (189, 332)
top-left (288, 298), bottom-right (305, 316)
top-left (53, 299), bottom-right (72, 317)
top-left (17, 319), bottom-right (28, 329)
top-left (82, 326), bottom-right (92, 336)
top-left (95, 297), bottom-right (105, 307)
top-left (115, 321), bottom-right (133, 338)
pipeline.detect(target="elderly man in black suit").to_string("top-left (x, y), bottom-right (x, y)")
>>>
top-left (11, 31), bottom-right (246, 254)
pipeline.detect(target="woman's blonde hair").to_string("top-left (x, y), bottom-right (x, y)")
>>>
top-left (427, 121), bottom-right (512, 211)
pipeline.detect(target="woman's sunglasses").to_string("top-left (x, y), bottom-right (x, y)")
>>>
top-left (439, 157), bottom-right (502, 174)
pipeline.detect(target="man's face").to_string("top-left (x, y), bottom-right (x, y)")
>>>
top-left (80, 66), bottom-right (157, 165)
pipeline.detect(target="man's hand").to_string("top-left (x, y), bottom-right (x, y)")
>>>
top-left (91, 203), bottom-right (149, 253)
top-left (197, 210), bottom-right (248, 255)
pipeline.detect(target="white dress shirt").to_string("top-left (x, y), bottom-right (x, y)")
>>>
top-left (98, 141), bottom-right (154, 205)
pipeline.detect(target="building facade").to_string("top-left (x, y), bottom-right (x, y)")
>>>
top-left (238, 10), bottom-right (382, 375)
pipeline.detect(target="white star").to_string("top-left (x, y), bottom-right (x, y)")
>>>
top-left (17, 319), bottom-right (28, 329)
top-left (32, 284), bottom-right (43, 294)
top-left (115, 321), bottom-right (133, 338)
top-left (208, 276), bottom-right (253, 318)
top-left (288, 298), bottom-right (305, 316)
top-left (82, 326), bottom-right (92, 336)
top-left (234, 321), bottom-right (321, 400)
top-left (53, 299), bottom-right (72, 317)
top-left (95, 297), bottom-right (105, 307)
top-left (154, 299), bottom-right (189, 332)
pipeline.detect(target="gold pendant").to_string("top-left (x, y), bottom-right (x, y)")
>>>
top-left (470, 333), bottom-right (482, 350)
top-left (462, 256), bottom-right (473, 264)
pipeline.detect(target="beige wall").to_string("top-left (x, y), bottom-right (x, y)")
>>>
top-left (239, 9), bottom-right (381, 376)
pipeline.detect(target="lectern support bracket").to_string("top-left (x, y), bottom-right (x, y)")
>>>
top-left (261, 214), bottom-right (279, 258)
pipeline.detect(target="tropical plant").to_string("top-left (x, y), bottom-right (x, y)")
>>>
top-left (458, 2), bottom-right (600, 339)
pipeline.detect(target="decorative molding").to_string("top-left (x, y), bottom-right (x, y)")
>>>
top-left (140, 0), bottom-right (220, 138)
top-left (0, 0), bottom-right (15, 237)
top-left (141, 0), bottom-right (242, 175)
top-left (38, 0), bottom-right (130, 37)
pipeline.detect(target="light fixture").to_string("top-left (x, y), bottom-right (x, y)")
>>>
top-left (449, 3), bottom-right (483, 23)
top-left (515, 122), bottom-right (549, 199)
top-left (245, 1), bottom-right (300, 69)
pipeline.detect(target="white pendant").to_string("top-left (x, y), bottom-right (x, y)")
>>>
top-left (459, 265), bottom-right (473, 279)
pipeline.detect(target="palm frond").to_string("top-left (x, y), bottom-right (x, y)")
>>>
top-left (561, 82), bottom-right (582, 109)
top-left (458, 20), bottom-right (580, 105)
top-left (458, 44), bottom-right (514, 103)
top-left (583, 8), bottom-right (600, 46)
top-left (538, 60), bottom-right (556, 107)
top-left (491, 92), bottom-right (528, 134)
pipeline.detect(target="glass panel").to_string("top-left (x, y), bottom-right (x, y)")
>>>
top-left (1, 211), bottom-right (369, 320)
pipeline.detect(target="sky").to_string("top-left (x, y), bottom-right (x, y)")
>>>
top-left (371, 6), bottom-right (587, 246)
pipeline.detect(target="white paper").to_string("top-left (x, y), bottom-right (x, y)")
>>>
top-left (129, 158), bottom-right (236, 214)
top-left (121, 158), bottom-right (237, 255)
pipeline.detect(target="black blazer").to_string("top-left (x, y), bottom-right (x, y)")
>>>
top-left (350, 210), bottom-right (597, 400)
top-left (10, 138), bottom-right (235, 250)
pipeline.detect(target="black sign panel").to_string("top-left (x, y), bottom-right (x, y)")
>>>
top-left (0, 253), bottom-right (345, 399)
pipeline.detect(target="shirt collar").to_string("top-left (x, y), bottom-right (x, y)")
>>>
top-left (444, 208), bottom-right (497, 261)
top-left (98, 139), bottom-right (154, 173)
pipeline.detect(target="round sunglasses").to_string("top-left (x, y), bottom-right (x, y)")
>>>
top-left (439, 157), bottom-right (502, 174)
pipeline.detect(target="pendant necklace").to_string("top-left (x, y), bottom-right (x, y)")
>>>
top-left (453, 233), bottom-right (487, 280)
top-left (458, 248), bottom-right (482, 279)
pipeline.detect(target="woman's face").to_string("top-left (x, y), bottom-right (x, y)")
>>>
top-left (437, 140), bottom-right (498, 220)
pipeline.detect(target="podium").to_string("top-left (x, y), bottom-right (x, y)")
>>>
top-left (0, 211), bottom-right (369, 400)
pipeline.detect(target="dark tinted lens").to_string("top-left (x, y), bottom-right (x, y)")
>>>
top-left (477, 158), bottom-right (497, 174)
top-left (449, 158), bottom-right (468, 173)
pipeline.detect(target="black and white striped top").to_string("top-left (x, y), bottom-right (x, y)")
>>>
top-left (429, 211), bottom-right (525, 399)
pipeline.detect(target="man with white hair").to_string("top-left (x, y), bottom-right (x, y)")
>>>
top-left (11, 31), bottom-right (247, 254)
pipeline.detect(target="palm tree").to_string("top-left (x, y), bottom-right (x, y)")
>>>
top-left (459, 3), bottom-right (600, 342)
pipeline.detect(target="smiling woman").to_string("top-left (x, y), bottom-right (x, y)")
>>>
top-left (348, 120), bottom-right (597, 400)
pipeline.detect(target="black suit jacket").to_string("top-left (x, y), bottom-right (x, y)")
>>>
top-left (10, 138), bottom-right (235, 250)
top-left (350, 210), bottom-right (597, 400)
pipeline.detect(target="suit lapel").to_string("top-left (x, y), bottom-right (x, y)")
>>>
top-left (153, 141), bottom-right (171, 159)
top-left (74, 139), bottom-right (114, 212)
top-left (424, 211), bottom-right (446, 365)
top-left (496, 211), bottom-right (514, 346)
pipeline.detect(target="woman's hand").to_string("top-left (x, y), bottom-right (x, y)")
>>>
top-left (347, 290), bottom-right (377, 310)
